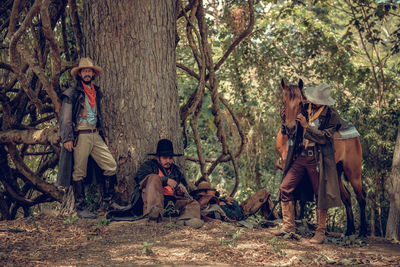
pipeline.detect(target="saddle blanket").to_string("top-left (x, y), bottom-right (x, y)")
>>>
top-left (335, 120), bottom-right (360, 140)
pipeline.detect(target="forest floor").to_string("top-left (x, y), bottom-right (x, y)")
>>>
top-left (1, 212), bottom-right (400, 266)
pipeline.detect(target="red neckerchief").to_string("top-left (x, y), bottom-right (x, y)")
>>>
top-left (81, 81), bottom-right (96, 108)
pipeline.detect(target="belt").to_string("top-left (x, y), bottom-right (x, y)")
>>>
top-left (78, 128), bottom-right (98, 134)
top-left (300, 148), bottom-right (314, 157)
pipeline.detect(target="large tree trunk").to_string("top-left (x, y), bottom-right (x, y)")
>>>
top-left (82, 0), bottom-right (181, 202)
top-left (386, 121), bottom-right (400, 240)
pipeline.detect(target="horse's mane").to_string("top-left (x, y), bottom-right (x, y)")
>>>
top-left (283, 84), bottom-right (303, 101)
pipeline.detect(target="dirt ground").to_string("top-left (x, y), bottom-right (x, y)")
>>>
top-left (1, 213), bottom-right (400, 266)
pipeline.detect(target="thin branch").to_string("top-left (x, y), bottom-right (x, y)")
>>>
top-left (8, 0), bottom-right (44, 114)
top-left (178, 64), bottom-right (245, 161)
top-left (29, 114), bottom-right (55, 126)
top-left (360, 4), bottom-right (386, 106)
top-left (61, 10), bottom-right (71, 61)
top-left (40, 0), bottom-right (62, 106)
top-left (16, 43), bottom-right (61, 116)
top-left (346, 1), bottom-right (380, 99)
top-left (23, 151), bottom-right (55, 156)
top-left (0, 126), bottom-right (60, 145)
top-left (0, 178), bottom-right (35, 204)
top-left (214, 0), bottom-right (254, 72)
top-left (185, 155), bottom-right (214, 163)
top-left (7, 144), bottom-right (63, 202)
top-left (68, 0), bottom-right (84, 57)
top-left (0, 62), bottom-right (13, 72)
top-left (228, 150), bottom-right (239, 197)
top-left (36, 153), bottom-right (59, 176)
top-left (177, 0), bottom-right (194, 19)
top-left (7, 0), bottom-right (23, 38)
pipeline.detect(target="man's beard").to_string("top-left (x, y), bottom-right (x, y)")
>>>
top-left (78, 76), bottom-right (94, 84)
top-left (163, 163), bottom-right (171, 169)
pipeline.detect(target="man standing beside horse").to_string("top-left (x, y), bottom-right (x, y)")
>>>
top-left (278, 80), bottom-right (342, 244)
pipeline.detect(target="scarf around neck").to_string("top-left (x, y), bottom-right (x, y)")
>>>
top-left (304, 104), bottom-right (326, 148)
top-left (81, 81), bottom-right (96, 108)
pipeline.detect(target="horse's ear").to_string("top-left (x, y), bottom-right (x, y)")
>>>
top-left (299, 79), bottom-right (304, 89)
top-left (281, 79), bottom-right (287, 89)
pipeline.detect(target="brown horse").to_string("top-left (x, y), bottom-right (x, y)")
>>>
top-left (276, 79), bottom-right (367, 236)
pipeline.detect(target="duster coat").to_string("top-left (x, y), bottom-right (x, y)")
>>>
top-left (56, 81), bottom-right (106, 187)
top-left (282, 103), bottom-right (342, 210)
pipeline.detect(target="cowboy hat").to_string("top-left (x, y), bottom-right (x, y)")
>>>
top-left (304, 83), bottom-right (335, 106)
top-left (70, 57), bottom-right (103, 78)
top-left (148, 139), bottom-right (183, 157)
top-left (190, 181), bottom-right (217, 197)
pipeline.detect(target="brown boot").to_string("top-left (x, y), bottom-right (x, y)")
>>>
top-left (310, 209), bottom-right (327, 244)
top-left (276, 201), bottom-right (296, 235)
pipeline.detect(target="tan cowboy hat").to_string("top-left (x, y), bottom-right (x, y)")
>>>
top-left (304, 83), bottom-right (335, 106)
top-left (70, 57), bottom-right (103, 78)
top-left (190, 181), bottom-right (217, 197)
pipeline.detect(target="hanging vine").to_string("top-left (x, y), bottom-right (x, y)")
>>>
top-left (177, 0), bottom-right (254, 196)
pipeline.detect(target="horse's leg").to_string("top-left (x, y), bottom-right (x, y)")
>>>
top-left (337, 161), bottom-right (356, 235)
top-left (342, 155), bottom-right (367, 237)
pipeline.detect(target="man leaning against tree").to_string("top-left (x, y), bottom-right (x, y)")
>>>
top-left (57, 57), bottom-right (117, 219)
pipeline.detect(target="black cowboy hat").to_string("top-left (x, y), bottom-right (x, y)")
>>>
top-left (148, 139), bottom-right (183, 157)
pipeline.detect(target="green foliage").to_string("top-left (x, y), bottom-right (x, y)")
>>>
top-left (85, 185), bottom-right (100, 212)
top-left (163, 201), bottom-right (180, 217)
top-left (220, 229), bottom-right (243, 247)
top-left (63, 212), bottom-right (79, 226)
top-left (264, 236), bottom-right (287, 256)
top-left (141, 242), bottom-right (155, 256)
top-left (94, 218), bottom-right (111, 230)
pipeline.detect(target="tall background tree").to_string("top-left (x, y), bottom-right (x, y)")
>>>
top-left (81, 0), bottom-right (181, 201)
top-left (386, 122), bottom-right (400, 240)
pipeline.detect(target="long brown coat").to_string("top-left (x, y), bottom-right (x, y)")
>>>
top-left (56, 81), bottom-right (106, 187)
top-left (282, 103), bottom-right (342, 210)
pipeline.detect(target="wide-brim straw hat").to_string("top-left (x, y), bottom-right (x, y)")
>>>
top-left (71, 57), bottom-right (103, 78)
top-left (304, 83), bottom-right (335, 106)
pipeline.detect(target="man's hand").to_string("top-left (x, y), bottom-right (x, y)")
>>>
top-left (225, 196), bottom-right (235, 205)
top-left (63, 141), bottom-right (73, 152)
top-left (167, 178), bottom-right (177, 189)
top-left (176, 184), bottom-right (188, 195)
top-left (296, 114), bottom-right (308, 128)
top-left (105, 137), bottom-right (109, 146)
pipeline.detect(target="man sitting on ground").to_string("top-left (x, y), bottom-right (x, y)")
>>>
top-left (134, 139), bottom-right (203, 228)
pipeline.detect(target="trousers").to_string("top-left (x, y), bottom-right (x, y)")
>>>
top-left (140, 174), bottom-right (200, 220)
top-left (280, 149), bottom-right (319, 202)
top-left (72, 130), bottom-right (117, 182)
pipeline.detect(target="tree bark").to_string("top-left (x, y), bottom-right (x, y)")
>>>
top-left (386, 121), bottom-right (400, 240)
top-left (82, 0), bottom-right (181, 202)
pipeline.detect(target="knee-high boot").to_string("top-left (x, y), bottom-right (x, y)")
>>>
top-left (73, 180), bottom-right (97, 219)
top-left (310, 209), bottom-right (327, 244)
top-left (281, 200), bottom-right (296, 233)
